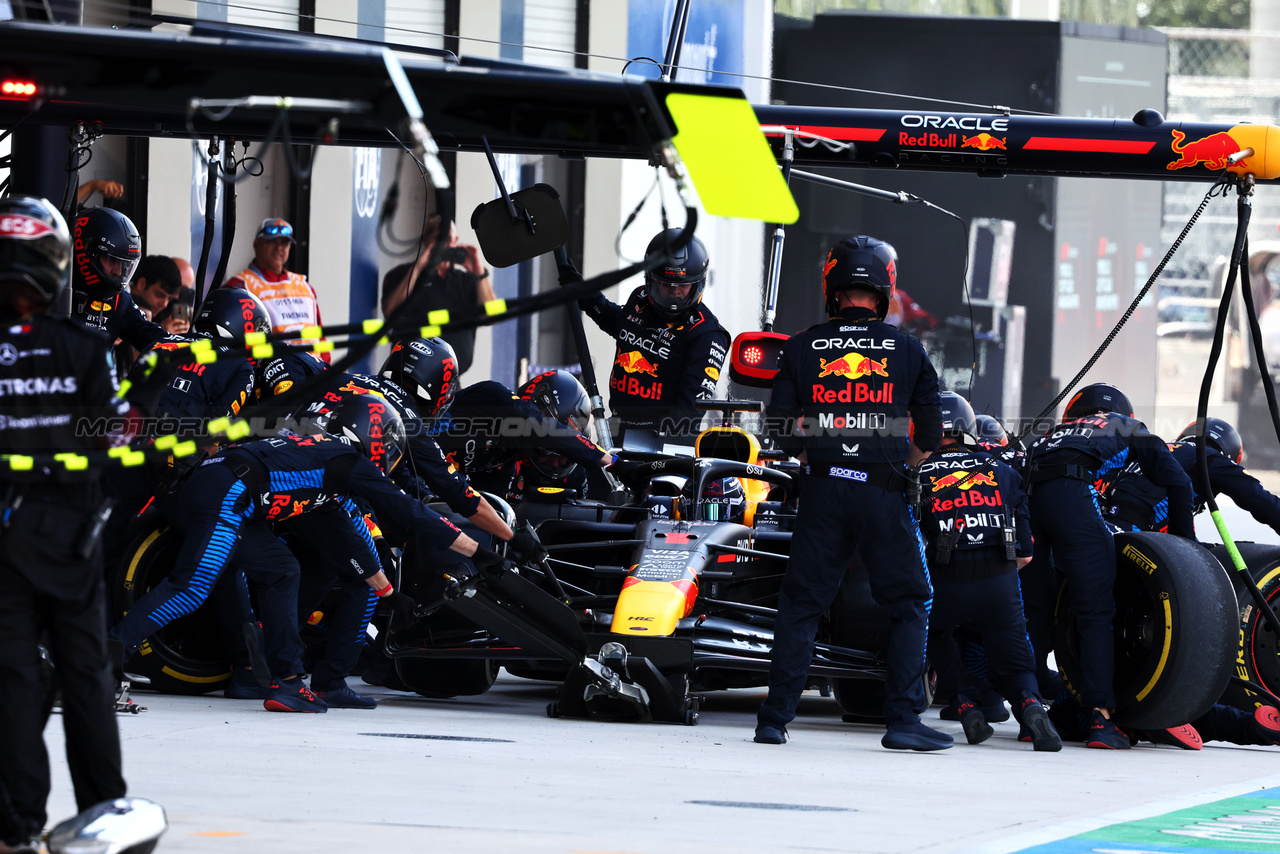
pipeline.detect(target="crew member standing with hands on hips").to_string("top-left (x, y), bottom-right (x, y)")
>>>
top-left (0, 197), bottom-right (132, 852)
top-left (755, 235), bottom-right (950, 751)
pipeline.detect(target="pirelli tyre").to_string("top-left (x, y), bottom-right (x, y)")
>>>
top-left (1211, 542), bottom-right (1280, 712)
top-left (1054, 531), bottom-right (1235, 730)
top-left (110, 516), bottom-right (232, 695)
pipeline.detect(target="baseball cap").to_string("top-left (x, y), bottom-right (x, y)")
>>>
top-left (255, 218), bottom-right (295, 243)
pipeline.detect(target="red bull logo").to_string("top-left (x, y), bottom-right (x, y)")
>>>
top-left (931, 469), bottom-right (998, 491)
top-left (818, 352), bottom-right (890, 380)
top-left (962, 133), bottom-right (1006, 151)
top-left (615, 350), bottom-right (660, 377)
top-left (338, 381), bottom-right (378, 396)
top-left (1167, 129), bottom-right (1242, 171)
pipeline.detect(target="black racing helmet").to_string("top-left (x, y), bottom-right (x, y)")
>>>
top-left (72, 207), bottom-right (141, 292)
top-left (823, 235), bottom-right (898, 319)
top-left (939, 391), bottom-right (977, 441)
top-left (1179, 417), bottom-right (1244, 465)
top-left (520, 370), bottom-right (592, 434)
top-left (194, 287), bottom-right (270, 340)
top-left (1064, 383), bottom-right (1133, 420)
top-left (974, 413), bottom-right (1009, 447)
top-left (0, 195), bottom-right (72, 305)
top-left (321, 393), bottom-right (407, 475)
top-left (379, 336), bottom-right (459, 423)
top-left (644, 228), bottom-right (710, 322)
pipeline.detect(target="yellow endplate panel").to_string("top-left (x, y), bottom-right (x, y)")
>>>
top-left (611, 581), bottom-right (692, 636)
top-left (695, 426), bottom-right (762, 464)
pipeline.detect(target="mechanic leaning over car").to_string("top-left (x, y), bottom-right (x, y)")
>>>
top-left (918, 392), bottom-right (1060, 751)
top-left (1103, 417), bottom-right (1280, 536)
top-left (68, 207), bottom-right (168, 357)
top-left (432, 370), bottom-right (613, 498)
top-left (1021, 382), bottom-right (1195, 749)
top-left (108, 394), bottom-right (502, 712)
top-left (559, 229), bottom-right (730, 443)
top-left (0, 197), bottom-right (130, 850)
top-left (755, 234), bottom-right (951, 752)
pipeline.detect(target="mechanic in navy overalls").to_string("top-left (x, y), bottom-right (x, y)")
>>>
top-left (559, 229), bottom-right (730, 441)
top-left (109, 397), bottom-right (502, 712)
top-left (918, 392), bottom-right (1060, 751)
top-left (1104, 417), bottom-right (1280, 535)
top-left (432, 374), bottom-right (612, 498)
top-left (1022, 383), bottom-right (1194, 749)
top-left (755, 235), bottom-right (951, 751)
top-left (69, 207), bottom-right (167, 355)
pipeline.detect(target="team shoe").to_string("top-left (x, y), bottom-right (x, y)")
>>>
top-left (224, 668), bottom-right (270, 700)
top-left (1139, 724), bottom-right (1203, 750)
top-left (1086, 710), bottom-right (1131, 750)
top-left (264, 678), bottom-right (328, 713)
top-left (754, 724), bottom-right (788, 744)
top-left (940, 702), bottom-right (1010, 723)
top-left (1018, 697), bottom-right (1063, 752)
top-left (1252, 705), bottom-right (1280, 745)
top-left (315, 684), bottom-right (378, 709)
top-left (883, 721), bottom-right (954, 751)
top-left (955, 700), bottom-right (994, 745)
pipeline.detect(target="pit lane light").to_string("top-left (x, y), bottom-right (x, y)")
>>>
top-left (0, 79), bottom-right (37, 99)
top-left (729, 331), bottom-right (789, 387)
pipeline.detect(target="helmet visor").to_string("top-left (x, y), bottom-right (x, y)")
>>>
top-left (92, 248), bottom-right (139, 288)
top-left (531, 451), bottom-right (576, 480)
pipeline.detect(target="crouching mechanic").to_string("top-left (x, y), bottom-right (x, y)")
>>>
top-left (1022, 383), bottom-right (1194, 749)
top-left (560, 230), bottom-right (729, 442)
top-left (756, 235), bottom-right (950, 751)
top-left (919, 392), bottom-right (1060, 751)
top-left (109, 394), bottom-right (502, 712)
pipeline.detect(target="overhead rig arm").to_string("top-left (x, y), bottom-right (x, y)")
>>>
top-left (755, 105), bottom-right (1280, 183)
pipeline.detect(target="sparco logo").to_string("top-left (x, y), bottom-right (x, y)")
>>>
top-left (901, 115), bottom-right (1008, 132)
top-left (830, 467), bottom-right (869, 482)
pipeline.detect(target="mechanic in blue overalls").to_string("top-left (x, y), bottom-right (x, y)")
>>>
top-left (918, 392), bottom-right (1060, 751)
top-left (755, 235), bottom-right (950, 751)
top-left (1022, 382), bottom-right (1194, 749)
top-left (109, 396), bottom-right (503, 712)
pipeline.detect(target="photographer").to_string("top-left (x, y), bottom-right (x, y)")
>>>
top-left (381, 215), bottom-right (493, 375)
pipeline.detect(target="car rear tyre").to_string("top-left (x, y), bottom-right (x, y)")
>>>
top-left (1054, 532), bottom-right (1235, 730)
top-left (110, 516), bottom-right (232, 695)
top-left (1212, 542), bottom-right (1280, 711)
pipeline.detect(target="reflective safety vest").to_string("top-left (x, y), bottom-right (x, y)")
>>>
top-left (235, 266), bottom-right (320, 340)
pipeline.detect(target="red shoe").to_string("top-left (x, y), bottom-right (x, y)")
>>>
top-left (1253, 705), bottom-right (1280, 745)
top-left (264, 679), bottom-right (328, 713)
top-left (1142, 724), bottom-right (1202, 750)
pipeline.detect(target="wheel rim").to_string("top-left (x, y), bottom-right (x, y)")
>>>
top-left (1247, 579), bottom-right (1280, 697)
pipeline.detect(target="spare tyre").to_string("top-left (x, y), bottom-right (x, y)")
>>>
top-left (110, 515), bottom-right (232, 695)
top-left (1211, 542), bottom-right (1280, 711)
top-left (1054, 531), bottom-right (1235, 730)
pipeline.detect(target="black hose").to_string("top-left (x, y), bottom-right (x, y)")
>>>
top-left (194, 139), bottom-right (219, 304)
top-left (211, 140), bottom-right (237, 291)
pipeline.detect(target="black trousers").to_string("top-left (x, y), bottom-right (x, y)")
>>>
top-left (927, 565), bottom-right (1038, 707)
top-left (1024, 478), bottom-right (1117, 709)
top-left (759, 476), bottom-right (933, 728)
top-left (0, 501), bottom-right (125, 842)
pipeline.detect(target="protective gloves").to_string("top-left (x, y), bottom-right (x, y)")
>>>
top-left (507, 527), bottom-right (548, 564)
top-left (470, 546), bottom-right (506, 572)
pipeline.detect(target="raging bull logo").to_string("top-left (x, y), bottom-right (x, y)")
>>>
top-left (1167, 129), bottom-right (1242, 171)
top-left (818, 352), bottom-right (889, 379)
top-left (612, 351), bottom-right (662, 399)
top-left (962, 133), bottom-right (1006, 151)
top-left (930, 470), bottom-right (998, 491)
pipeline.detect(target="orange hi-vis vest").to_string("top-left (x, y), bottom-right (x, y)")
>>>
top-left (235, 266), bottom-right (322, 346)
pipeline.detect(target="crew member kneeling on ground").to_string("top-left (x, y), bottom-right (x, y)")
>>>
top-left (919, 392), bottom-right (1060, 751)
top-left (0, 197), bottom-right (130, 851)
top-left (755, 235), bottom-right (950, 751)
top-left (1022, 383), bottom-right (1194, 749)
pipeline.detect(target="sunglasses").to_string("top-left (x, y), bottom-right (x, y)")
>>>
top-left (261, 222), bottom-right (292, 237)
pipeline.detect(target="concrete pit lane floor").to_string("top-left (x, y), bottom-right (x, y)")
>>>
top-left (37, 496), bottom-right (1280, 854)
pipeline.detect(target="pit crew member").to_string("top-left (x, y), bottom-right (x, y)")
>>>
top-left (69, 207), bottom-right (167, 355)
top-left (755, 234), bottom-right (950, 751)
